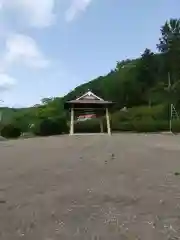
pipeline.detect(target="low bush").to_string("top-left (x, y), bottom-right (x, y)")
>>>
top-left (1, 124), bottom-right (21, 138)
top-left (112, 121), bottom-right (134, 132)
top-left (132, 118), bottom-right (158, 132)
top-left (112, 110), bottom-right (131, 122)
top-left (54, 116), bottom-right (68, 134)
top-left (110, 105), bottom-right (171, 133)
top-left (155, 121), bottom-right (169, 132)
top-left (171, 120), bottom-right (180, 133)
top-left (111, 118), bottom-right (170, 133)
top-left (129, 105), bottom-right (166, 121)
top-left (74, 119), bottom-right (102, 133)
top-left (112, 105), bottom-right (166, 123)
top-left (73, 113), bottom-right (171, 134)
top-left (33, 117), bottom-right (68, 136)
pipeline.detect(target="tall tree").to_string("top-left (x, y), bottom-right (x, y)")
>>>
top-left (135, 48), bottom-right (158, 106)
top-left (157, 19), bottom-right (180, 83)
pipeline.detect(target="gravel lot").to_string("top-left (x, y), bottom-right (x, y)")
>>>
top-left (1, 133), bottom-right (180, 239)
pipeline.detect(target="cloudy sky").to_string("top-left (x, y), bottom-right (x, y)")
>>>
top-left (0, 0), bottom-right (179, 107)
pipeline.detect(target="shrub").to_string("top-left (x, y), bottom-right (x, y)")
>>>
top-left (112, 110), bottom-right (131, 122)
top-left (111, 105), bottom-right (166, 124)
top-left (54, 116), bottom-right (68, 134)
top-left (12, 118), bottom-right (30, 133)
top-left (33, 119), bottom-right (61, 136)
top-left (132, 118), bottom-right (158, 132)
top-left (111, 105), bottom-right (170, 133)
top-left (112, 119), bottom-right (170, 133)
top-left (112, 121), bottom-right (134, 132)
top-left (171, 120), bottom-right (180, 133)
top-left (33, 118), bottom-right (66, 136)
top-left (74, 119), bottom-right (102, 133)
top-left (1, 124), bottom-right (21, 138)
top-left (130, 105), bottom-right (165, 121)
top-left (155, 121), bottom-right (169, 132)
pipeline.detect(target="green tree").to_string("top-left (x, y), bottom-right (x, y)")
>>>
top-left (135, 48), bottom-right (158, 106)
top-left (157, 18), bottom-right (180, 83)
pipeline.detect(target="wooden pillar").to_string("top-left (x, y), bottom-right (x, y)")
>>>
top-left (106, 108), bottom-right (111, 135)
top-left (70, 107), bottom-right (74, 135)
top-left (100, 119), bottom-right (103, 133)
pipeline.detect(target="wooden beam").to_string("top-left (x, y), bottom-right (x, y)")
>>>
top-left (106, 108), bottom-right (111, 135)
top-left (70, 108), bottom-right (74, 135)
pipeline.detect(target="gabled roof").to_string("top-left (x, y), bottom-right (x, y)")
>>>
top-left (66, 99), bottom-right (113, 104)
top-left (76, 90), bottom-right (104, 101)
top-left (64, 90), bottom-right (114, 109)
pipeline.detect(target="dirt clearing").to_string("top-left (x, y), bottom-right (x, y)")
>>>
top-left (0, 134), bottom-right (180, 239)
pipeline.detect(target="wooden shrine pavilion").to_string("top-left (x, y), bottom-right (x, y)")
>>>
top-left (64, 90), bottom-right (114, 135)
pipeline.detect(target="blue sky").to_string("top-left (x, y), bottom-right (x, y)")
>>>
top-left (0, 0), bottom-right (179, 107)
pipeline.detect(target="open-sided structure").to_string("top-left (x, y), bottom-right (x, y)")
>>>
top-left (64, 90), bottom-right (114, 135)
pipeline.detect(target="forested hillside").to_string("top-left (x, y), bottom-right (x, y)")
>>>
top-left (1, 18), bottom-right (180, 133)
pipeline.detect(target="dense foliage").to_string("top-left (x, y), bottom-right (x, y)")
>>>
top-left (1, 18), bottom-right (180, 134)
top-left (33, 117), bottom-right (68, 136)
top-left (1, 124), bottom-right (21, 139)
top-left (74, 119), bottom-right (105, 133)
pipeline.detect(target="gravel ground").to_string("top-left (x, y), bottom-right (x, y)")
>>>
top-left (1, 133), bottom-right (180, 239)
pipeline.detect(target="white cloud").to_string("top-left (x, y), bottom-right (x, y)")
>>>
top-left (0, 0), bottom-right (92, 27)
top-left (0, 0), bottom-right (56, 28)
top-left (0, 73), bottom-right (16, 92)
top-left (65, 0), bottom-right (92, 22)
top-left (4, 34), bottom-right (50, 69)
top-left (0, 0), bottom-right (91, 96)
top-left (0, 33), bottom-right (49, 92)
